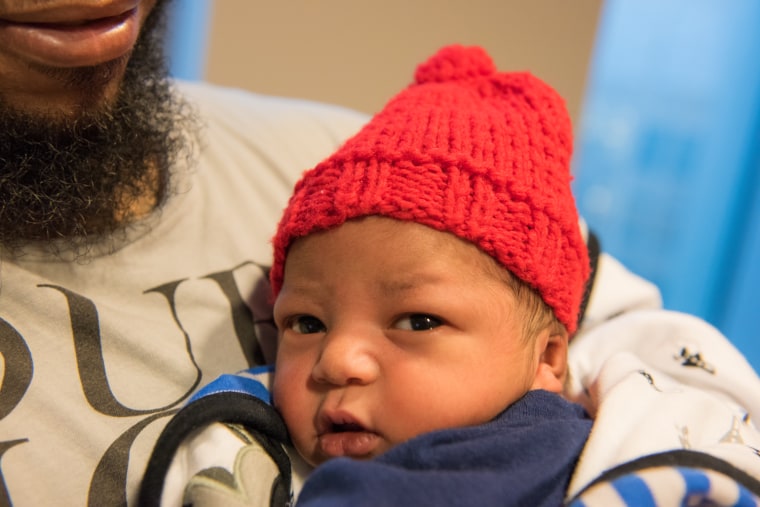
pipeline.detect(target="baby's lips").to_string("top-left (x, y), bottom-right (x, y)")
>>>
top-left (318, 430), bottom-right (381, 458)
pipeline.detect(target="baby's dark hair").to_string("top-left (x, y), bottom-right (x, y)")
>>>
top-left (506, 272), bottom-right (567, 343)
top-left (477, 251), bottom-right (566, 343)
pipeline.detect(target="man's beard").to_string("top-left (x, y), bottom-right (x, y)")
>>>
top-left (0, 0), bottom-right (199, 257)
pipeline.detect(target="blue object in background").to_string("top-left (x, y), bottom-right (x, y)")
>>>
top-left (165, 0), bottom-right (212, 80)
top-left (573, 0), bottom-right (760, 369)
top-left (722, 164), bottom-right (760, 365)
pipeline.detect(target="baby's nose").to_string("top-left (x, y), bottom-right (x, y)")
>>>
top-left (311, 328), bottom-right (380, 386)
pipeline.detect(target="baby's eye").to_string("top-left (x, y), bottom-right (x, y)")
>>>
top-left (394, 314), bottom-right (443, 331)
top-left (288, 315), bottom-right (326, 334)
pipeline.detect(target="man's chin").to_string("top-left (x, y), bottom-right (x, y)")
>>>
top-left (3, 75), bottom-right (126, 123)
top-left (24, 55), bottom-right (132, 118)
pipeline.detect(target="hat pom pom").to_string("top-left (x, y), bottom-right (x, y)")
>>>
top-left (414, 44), bottom-right (496, 84)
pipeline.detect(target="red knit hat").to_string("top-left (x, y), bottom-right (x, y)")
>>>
top-left (270, 44), bottom-right (589, 334)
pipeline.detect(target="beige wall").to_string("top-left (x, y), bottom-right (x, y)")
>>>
top-left (204, 1), bottom-right (603, 128)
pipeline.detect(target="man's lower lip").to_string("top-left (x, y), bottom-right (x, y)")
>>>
top-left (0, 8), bottom-right (139, 68)
top-left (319, 431), bottom-right (380, 458)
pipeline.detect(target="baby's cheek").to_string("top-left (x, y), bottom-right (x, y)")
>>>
top-left (272, 369), bottom-right (309, 426)
top-left (271, 371), bottom-right (293, 413)
top-left (278, 394), bottom-right (321, 466)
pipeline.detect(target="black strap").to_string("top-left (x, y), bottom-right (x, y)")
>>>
top-left (138, 392), bottom-right (292, 507)
top-left (577, 229), bottom-right (601, 330)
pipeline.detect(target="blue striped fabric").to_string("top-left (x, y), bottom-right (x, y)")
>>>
top-left (568, 466), bottom-right (760, 506)
top-left (611, 473), bottom-right (656, 506)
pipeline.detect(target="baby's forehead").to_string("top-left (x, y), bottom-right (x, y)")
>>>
top-left (349, 216), bottom-right (516, 282)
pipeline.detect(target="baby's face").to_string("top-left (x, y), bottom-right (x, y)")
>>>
top-left (272, 217), bottom-right (541, 466)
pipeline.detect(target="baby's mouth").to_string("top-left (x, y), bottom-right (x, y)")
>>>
top-left (318, 414), bottom-right (381, 458)
top-left (331, 421), bottom-right (365, 433)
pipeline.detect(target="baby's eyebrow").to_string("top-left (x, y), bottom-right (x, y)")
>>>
top-left (277, 279), bottom-right (324, 300)
top-left (378, 280), bottom-right (415, 295)
top-left (377, 273), bottom-right (446, 296)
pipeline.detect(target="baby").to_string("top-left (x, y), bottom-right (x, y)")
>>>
top-left (141, 43), bottom-right (760, 507)
top-left (269, 44), bottom-right (592, 506)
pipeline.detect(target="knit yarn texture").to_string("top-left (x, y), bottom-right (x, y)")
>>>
top-left (270, 44), bottom-right (589, 334)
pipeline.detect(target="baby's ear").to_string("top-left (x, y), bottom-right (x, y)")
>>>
top-left (530, 329), bottom-right (568, 393)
